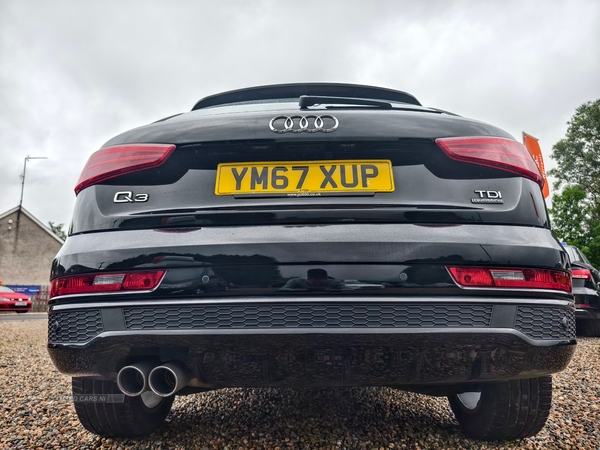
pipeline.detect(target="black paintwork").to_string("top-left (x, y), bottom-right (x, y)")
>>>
top-left (48, 330), bottom-right (575, 388)
top-left (51, 224), bottom-right (569, 290)
top-left (72, 91), bottom-right (540, 235)
top-left (102, 108), bottom-right (512, 148)
top-left (71, 139), bottom-right (549, 234)
top-left (50, 83), bottom-right (575, 389)
top-left (565, 245), bottom-right (600, 321)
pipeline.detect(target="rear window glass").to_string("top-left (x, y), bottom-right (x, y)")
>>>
top-left (565, 246), bottom-right (591, 265)
top-left (577, 249), bottom-right (591, 265)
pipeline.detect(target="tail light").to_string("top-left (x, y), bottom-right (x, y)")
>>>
top-left (447, 267), bottom-right (571, 292)
top-left (75, 144), bottom-right (175, 194)
top-left (50, 271), bottom-right (166, 298)
top-left (572, 269), bottom-right (592, 280)
top-left (435, 137), bottom-right (544, 188)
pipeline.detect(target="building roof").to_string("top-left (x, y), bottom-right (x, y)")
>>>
top-left (0, 206), bottom-right (65, 245)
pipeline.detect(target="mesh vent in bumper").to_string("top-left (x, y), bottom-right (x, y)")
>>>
top-left (48, 309), bottom-right (103, 343)
top-left (515, 306), bottom-right (576, 340)
top-left (47, 303), bottom-right (576, 345)
top-left (123, 303), bottom-right (493, 330)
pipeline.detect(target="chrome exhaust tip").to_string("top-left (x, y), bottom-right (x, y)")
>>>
top-left (148, 361), bottom-right (193, 397)
top-left (116, 361), bottom-right (156, 397)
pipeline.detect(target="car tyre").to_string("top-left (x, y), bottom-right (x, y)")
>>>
top-left (72, 377), bottom-right (174, 438)
top-left (448, 376), bottom-right (552, 441)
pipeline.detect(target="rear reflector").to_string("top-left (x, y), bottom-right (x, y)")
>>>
top-left (572, 269), bottom-right (592, 280)
top-left (447, 267), bottom-right (571, 292)
top-left (435, 137), bottom-right (544, 188)
top-left (50, 271), bottom-right (165, 298)
top-left (75, 144), bottom-right (175, 194)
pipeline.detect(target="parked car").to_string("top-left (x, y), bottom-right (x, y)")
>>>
top-left (0, 285), bottom-right (32, 313)
top-left (563, 244), bottom-right (600, 335)
top-left (47, 83), bottom-right (575, 441)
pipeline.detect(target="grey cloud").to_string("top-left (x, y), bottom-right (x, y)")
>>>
top-left (1, 0), bottom-right (599, 226)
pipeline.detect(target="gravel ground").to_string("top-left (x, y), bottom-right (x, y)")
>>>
top-left (1, 319), bottom-right (599, 450)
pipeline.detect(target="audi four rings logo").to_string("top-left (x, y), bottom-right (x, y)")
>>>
top-left (269, 115), bottom-right (339, 133)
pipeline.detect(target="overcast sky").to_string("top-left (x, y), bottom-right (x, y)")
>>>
top-left (1, 0), bottom-right (599, 228)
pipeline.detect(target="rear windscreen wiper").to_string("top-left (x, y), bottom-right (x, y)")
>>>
top-left (299, 95), bottom-right (393, 110)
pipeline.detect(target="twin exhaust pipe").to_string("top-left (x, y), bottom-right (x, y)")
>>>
top-left (116, 361), bottom-right (192, 397)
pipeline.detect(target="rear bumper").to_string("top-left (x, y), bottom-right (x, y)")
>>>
top-left (0, 300), bottom-right (32, 311)
top-left (47, 297), bottom-right (576, 387)
top-left (575, 306), bottom-right (600, 320)
top-left (573, 287), bottom-right (600, 320)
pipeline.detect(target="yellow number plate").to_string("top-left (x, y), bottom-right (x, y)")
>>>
top-left (215, 160), bottom-right (394, 196)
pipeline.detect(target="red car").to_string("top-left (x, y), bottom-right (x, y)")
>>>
top-left (0, 286), bottom-right (32, 313)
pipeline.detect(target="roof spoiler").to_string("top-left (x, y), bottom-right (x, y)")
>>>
top-left (192, 83), bottom-right (421, 110)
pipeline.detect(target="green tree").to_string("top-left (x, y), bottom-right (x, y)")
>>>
top-left (587, 222), bottom-right (600, 268)
top-left (549, 98), bottom-right (600, 267)
top-left (48, 221), bottom-right (67, 240)
top-left (549, 186), bottom-right (591, 245)
top-left (549, 98), bottom-right (600, 201)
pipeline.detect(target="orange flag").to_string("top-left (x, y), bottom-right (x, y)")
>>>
top-left (523, 133), bottom-right (550, 198)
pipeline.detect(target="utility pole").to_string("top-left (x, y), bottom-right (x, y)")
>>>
top-left (19, 155), bottom-right (48, 212)
top-left (15, 156), bottom-right (48, 248)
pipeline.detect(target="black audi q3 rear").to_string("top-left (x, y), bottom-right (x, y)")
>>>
top-left (48, 84), bottom-right (575, 440)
